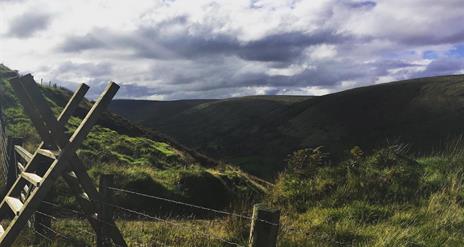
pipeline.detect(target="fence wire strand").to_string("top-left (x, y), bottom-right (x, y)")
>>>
top-left (107, 186), bottom-right (279, 226)
top-left (0, 110), bottom-right (9, 184)
top-left (105, 202), bottom-right (246, 247)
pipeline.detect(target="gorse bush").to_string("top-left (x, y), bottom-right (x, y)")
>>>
top-left (271, 146), bottom-right (423, 211)
top-left (342, 146), bottom-right (422, 204)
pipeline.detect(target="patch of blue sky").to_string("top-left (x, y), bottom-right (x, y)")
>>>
top-left (447, 43), bottom-right (464, 58)
top-left (422, 50), bottom-right (439, 60)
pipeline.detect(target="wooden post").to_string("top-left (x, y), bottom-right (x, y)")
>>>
top-left (248, 204), bottom-right (280, 247)
top-left (97, 174), bottom-right (114, 247)
top-left (6, 137), bottom-right (18, 191)
top-left (34, 158), bottom-right (53, 246)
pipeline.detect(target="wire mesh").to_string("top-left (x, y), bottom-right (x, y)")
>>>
top-left (0, 105), bottom-right (10, 187)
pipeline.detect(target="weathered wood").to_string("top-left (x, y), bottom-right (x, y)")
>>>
top-left (5, 196), bottom-right (23, 216)
top-left (8, 77), bottom-right (55, 148)
top-left (248, 204), bottom-right (280, 247)
top-left (57, 83), bottom-right (89, 124)
top-left (69, 82), bottom-right (119, 147)
top-left (20, 172), bottom-right (42, 187)
top-left (0, 76), bottom-right (126, 246)
top-left (14, 145), bottom-right (32, 163)
top-left (97, 174), bottom-right (114, 247)
top-left (5, 139), bottom-right (19, 193)
top-left (17, 77), bottom-right (126, 246)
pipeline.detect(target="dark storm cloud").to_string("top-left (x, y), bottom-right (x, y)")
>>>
top-left (87, 80), bottom-right (159, 99)
top-left (56, 61), bottom-right (112, 77)
top-left (237, 31), bottom-right (345, 62)
top-left (7, 11), bottom-right (51, 38)
top-left (45, 0), bottom-right (464, 100)
top-left (58, 33), bottom-right (106, 52)
top-left (59, 15), bottom-right (348, 63)
top-left (415, 58), bottom-right (464, 78)
top-left (346, 1), bottom-right (376, 9)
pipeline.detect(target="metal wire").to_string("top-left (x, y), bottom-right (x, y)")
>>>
top-left (105, 202), bottom-right (246, 247)
top-left (36, 210), bottom-right (57, 221)
top-left (33, 229), bottom-right (52, 242)
top-left (0, 112), bottom-right (10, 184)
top-left (107, 186), bottom-right (279, 226)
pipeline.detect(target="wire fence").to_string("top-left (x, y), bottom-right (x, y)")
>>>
top-left (107, 186), bottom-right (278, 226)
top-left (0, 105), bottom-right (9, 186)
top-left (0, 105), bottom-right (276, 246)
top-left (35, 178), bottom-right (282, 246)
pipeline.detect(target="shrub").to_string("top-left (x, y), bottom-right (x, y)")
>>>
top-left (271, 146), bottom-right (423, 211)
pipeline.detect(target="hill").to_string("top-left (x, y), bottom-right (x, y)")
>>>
top-left (0, 64), bottom-right (266, 213)
top-left (110, 75), bottom-right (464, 178)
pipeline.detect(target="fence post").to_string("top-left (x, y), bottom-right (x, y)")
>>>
top-left (6, 137), bottom-right (20, 190)
top-left (97, 174), bottom-right (114, 247)
top-left (248, 204), bottom-right (280, 247)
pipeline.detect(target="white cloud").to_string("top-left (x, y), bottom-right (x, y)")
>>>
top-left (308, 44), bottom-right (338, 60)
top-left (0, 0), bottom-right (463, 99)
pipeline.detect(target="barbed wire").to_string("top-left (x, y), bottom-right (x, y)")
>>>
top-left (105, 201), bottom-right (246, 247)
top-left (107, 186), bottom-right (279, 226)
top-left (36, 210), bottom-right (57, 221)
top-left (33, 229), bottom-right (52, 242)
top-left (38, 223), bottom-right (72, 242)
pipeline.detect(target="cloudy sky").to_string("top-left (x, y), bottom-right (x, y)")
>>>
top-left (0, 0), bottom-right (463, 99)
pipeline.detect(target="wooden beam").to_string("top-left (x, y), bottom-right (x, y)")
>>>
top-left (58, 83), bottom-right (89, 125)
top-left (7, 76), bottom-right (126, 246)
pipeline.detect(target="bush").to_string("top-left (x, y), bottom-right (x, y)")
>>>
top-left (342, 146), bottom-right (422, 203)
top-left (271, 146), bottom-right (423, 211)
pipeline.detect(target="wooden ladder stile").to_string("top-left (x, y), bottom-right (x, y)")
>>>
top-left (0, 75), bottom-right (127, 247)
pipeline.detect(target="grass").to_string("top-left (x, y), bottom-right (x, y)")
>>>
top-left (9, 145), bottom-right (464, 246)
top-left (4, 65), bottom-right (464, 246)
top-left (111, 74), bottom-right (464, 178)
top-left (14, 217), bottom-right (251, 247)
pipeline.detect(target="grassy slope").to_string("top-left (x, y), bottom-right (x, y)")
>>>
top-left (0, 64), bottom-right (266, 214)
top-left (111, 75), bottom-right (464, 178)
top-left (110, 95), bottom-right (311, 177)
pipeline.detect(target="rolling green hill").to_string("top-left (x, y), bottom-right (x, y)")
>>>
top-left (110, 75), bottom-right (464, 178)
top-left (0, 64), bottom-right (266, 213)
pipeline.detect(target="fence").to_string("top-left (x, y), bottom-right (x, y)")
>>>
top-left (0, 104), bottom-right (8, 189)
top-left (36, 176), bottom-right (281, 247)
top-left (0, 77), bottom-right (282, 246)
top-left (3, 141), bottom-right (280, 247)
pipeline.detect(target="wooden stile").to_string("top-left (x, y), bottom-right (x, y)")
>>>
top-left (0, 74), bottom-right (127, 247)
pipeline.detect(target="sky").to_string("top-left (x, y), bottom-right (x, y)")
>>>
top-left (0, 0), bottom-right (464, 100)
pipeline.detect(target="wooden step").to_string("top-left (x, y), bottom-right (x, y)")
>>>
top-left (23, 184), bottom-right (30, 194)
top-left (5, 197), bottom-right (23, 216)
top-left (64, 171), bottom-right (78, 181)
top-left (20, 192), bottom-right (26, 202)
top-left (0, 224), bottom-right (4, 236)
top-left (21, 172), bottom-right (42, 187)
top-left (17, 162), bottom-right (25, 172)
top-left (80, 192), bottom-right (90, 201)
top-left (36, 148), bottom-right (58, 160)
top-left (14, 145), bottom-right (33, 162)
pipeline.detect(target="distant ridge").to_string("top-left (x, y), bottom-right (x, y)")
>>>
top-left (111, 75), bottom-right (464, 177)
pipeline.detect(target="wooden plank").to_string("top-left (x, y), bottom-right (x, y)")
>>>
top-left (36, 149), bottom-right (57, 160)
top-left (5, 197), bottom-right (23, 216)
top-left (2, 78), bottom-right (126, 246)
top-left (8, 76), bottom-right (55, 147)
top-left (0, 225), bottom-right (4, 236)
top-left (14, 146), bottom-right (32, 163)
top-left (0, 120), bottom-right (97, 246)
top-left (69, 82), bottom-right (119, 148)
top-left (21, 172), bottom-right (42, 187)
top-left (19, 76), bottom-right (67, 147)
top-left (17, 162), bottom-right (25, 172)
top-left (58, 83), bottom-right (89, 125)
